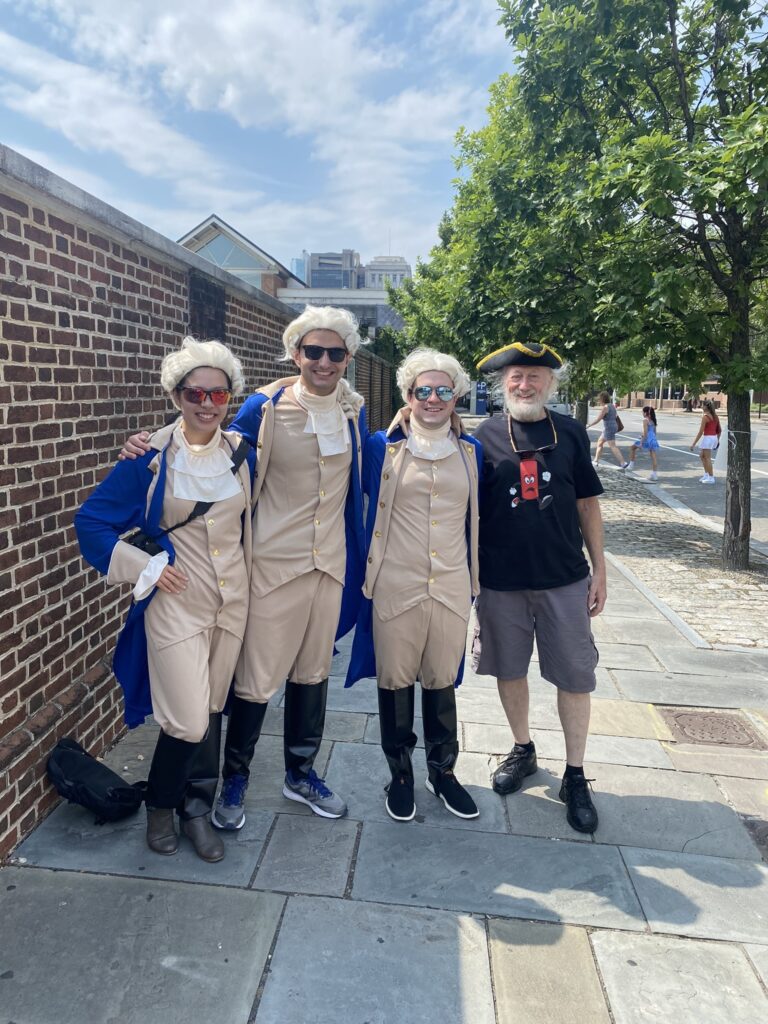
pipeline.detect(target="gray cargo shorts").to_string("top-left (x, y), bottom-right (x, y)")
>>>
top-left (471, 577), bottom-right (598, 693)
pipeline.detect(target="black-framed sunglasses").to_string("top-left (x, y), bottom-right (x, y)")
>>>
top-left (177, 386), bottom-right (232, 406)
top-left (300, 344), bottom-right (348, 363)
top-left (411, 385), bottom-right (455, 401)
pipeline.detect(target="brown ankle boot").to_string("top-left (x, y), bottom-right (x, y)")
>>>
top-left (146, 807), bottom-right (178, 855)
top-left (181, 816), bottom-right (225, 862)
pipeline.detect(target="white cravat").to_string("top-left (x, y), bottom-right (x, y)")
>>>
top-left (293, 381), bottom-right (349, 456)
top-left (406, 418), bottom-right (457, 461)
top-left (170, 425), bottom-right (242, 502)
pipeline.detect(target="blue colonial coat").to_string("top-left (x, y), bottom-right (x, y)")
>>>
top-left (345, 413), bottom-right (482, 688)
top-left (74, 430), bottom-right (256, 727)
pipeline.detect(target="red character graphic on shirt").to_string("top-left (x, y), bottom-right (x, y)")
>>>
top-left (509, 456), bottom-right (553, 510)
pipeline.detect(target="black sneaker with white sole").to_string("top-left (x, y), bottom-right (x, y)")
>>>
top-left (385, 773), bottom-right (416, 822)
top-left (425, 770), bottom-right (479, 819)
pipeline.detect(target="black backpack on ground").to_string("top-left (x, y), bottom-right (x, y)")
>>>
top-left (47, 737), bottom-right (147, 824)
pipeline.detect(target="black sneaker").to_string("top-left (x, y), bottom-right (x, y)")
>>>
top-left (559, 773), bottom-right (598, 833)
top-left (492, 744), bottom-right (538, 794)
top-left (425, 771), bottom-right (479, 819)
top-left (385, 773), bottom-right (416, 822)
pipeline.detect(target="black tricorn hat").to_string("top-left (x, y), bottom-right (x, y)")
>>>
top-left (476, 341), bottom-right (563, 373)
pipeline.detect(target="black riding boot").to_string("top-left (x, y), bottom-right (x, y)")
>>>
top-left (145, 730), bottom-right (201, 855)
top-left (283, 679), bottom-right (328, 780)
top-left (222, 696), bottom-right (269, 782)
top-left (378, 686), bottom-right (417, 821)
top-left (177, 714), bottom-right (225, 863)
top-left (179, 713), bottom-right (222, 820)
top-left (422, 686), bottom-right (478, 819)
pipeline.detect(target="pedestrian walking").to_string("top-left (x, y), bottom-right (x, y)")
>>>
top-left (627, 406), bottom-right (660, 480)
top-left (473, 341), bottom-right (605, 835)
top-left (587, 392), bottom-right (629, 469)
top-left (346, 349), bottom-right (481, 823)
top-left (690, 399), bottom-right (721, 484)
top-left (75, 338), bottom-right (255, 862)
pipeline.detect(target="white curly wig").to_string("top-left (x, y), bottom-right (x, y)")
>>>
top-left (281, 305), bottom-right (362, 360)
top-left (396, 348), bottom-right (471, 403)
top-left (160, 337), bottom-right (245, 396)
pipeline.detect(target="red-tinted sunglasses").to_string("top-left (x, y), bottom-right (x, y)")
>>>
top-left (177, 386), bottom-right (232, 406)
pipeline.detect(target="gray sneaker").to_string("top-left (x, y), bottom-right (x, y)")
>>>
top-left (211, 773), bottom-right (248, 830)
top-left (282, 769), bottom-right (347, 818)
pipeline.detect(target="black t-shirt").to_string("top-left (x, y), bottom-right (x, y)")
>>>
top-left (474, 412), bottom-right (603, 591)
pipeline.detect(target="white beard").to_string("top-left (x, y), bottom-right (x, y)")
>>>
top-left (504, 394), bottom-right (548, 421)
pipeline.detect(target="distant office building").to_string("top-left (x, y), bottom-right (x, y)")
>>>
top-left (178, 215), bottom-right (305, 297)
top-left (364, 256), bottom-right (412, 289)
top-left (290, 251), bottom-right (309, 284)
top-left (306, 249), bottom-right (361, 289)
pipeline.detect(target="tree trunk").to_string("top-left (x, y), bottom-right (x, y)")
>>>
top-left (575, 396), bottom-right (589, 426)
top-left (722, 294), bottom-right (752, 570)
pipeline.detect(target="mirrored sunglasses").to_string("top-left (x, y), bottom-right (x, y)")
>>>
top-left (300, 344), bottom-right (348, 363)
top-left (412, 385), bottom-right (455, 401)
top-left (177, 386), bottom-right (231, 406)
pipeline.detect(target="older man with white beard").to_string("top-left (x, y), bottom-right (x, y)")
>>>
top-left (471, 342), bottom-right (605, 834)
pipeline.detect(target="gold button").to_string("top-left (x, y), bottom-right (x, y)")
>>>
top-left (368, 556), bottom-right (373, 563)
top-left (383, 473), bottom-right (390, 480)
top-left (320, 489), bottom-right (325, 497)
top-left (257, 441), bottom-right (263, 449)
top-left (207, 518), bottom-right (215, 526)
top-left (432, 520), bottom-right (438, 526)
top-left (212, 548), bottom-right (220, 556)
top-left (379, 501), bottom-right (385, 508)
top-left (428, 577), bottom-right (435, 584)
top-left (374, 530), bottom-right (381, 538)
top-left (320, 459), bottom-right (325, 466)
top-left (388, 445), bottom-right (396, 454)
top-left (313, 547), bottom-right (318, 554)
top-left (219, 579), bottom-right (226, 587)
top-left (315, 519), bottom-right (321, 526)
top-left (432, 491), bottom-right (438, 497)
top-left (431, 550), bottom-right (437, 557)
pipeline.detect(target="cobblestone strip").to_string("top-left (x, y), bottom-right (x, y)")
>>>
top-left (598, 471), bottom-right (768, 648)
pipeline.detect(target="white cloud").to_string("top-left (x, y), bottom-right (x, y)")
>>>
top-left (1, 1), bottom-right (509, 264)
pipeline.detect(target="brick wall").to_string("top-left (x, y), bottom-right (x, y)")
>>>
top-left (0, 156), bottom-right (291, 860)
top-left (0, 148), bottom-right (394, 859)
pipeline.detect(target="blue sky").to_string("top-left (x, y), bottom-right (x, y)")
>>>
top-left (0, 0), bottom-right (515, 270)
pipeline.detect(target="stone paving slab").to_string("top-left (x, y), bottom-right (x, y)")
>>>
top-left (352, 820), bottom-right (646, 930)
top-left (261, 705), bottom-right (368, 742)
top-left (746, 944), bottom-right (768, 987)
top-left (572, 760), bottom-right (761, 860)
top-left (13, 799), bottom-right (274, 886)
top-left (714, 775), bottom-right (768, 817)
top-left (324, 741), bottom-right (509, 834)
top-left (321, 676), bottom-right (380, 714)
top-left (253, 814), bottom-right (358, 896)
top-left (255, 895), bottom-right (495, 1024)
top-left (663, 742), bottom-right (768, 780)
top-left (464, 723), bottom-right (673, 769)
top-left (363, 712), bottom-right (426, 748)
top-left (621, 846), bottom-right (768, 943)
top-left (588, 642), bottom-right (662, 671)
top-left (0, 866), bottom-right (285, 1024)
top-left (592, 614), bottom-right (687, 646)
top-left (488, 919), bottom-right (611, 1024)
top-left (612, 669), bottom-right (768, 709)
top-left (591, 930), bottom-right (768, 1024)
top-left (652, 645), bottom-right (768, 677)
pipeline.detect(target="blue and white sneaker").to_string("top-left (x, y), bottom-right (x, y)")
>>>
top-left (282, 769), bottom-right (347, 818)
top-left (211, 773), bottom-right (248, 830)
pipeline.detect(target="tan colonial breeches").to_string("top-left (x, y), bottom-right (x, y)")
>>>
top-left (237, 570), bottom-right (343, 701)
top-left (146, 626), bottom-right (243, 742)
top-left (373, 599), bottom-right (468, 691)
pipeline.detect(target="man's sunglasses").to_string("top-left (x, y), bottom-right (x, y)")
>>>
top-left (300, 344), bottom-right (348, 363)
top-left (411, 385), bottom-right (455, 401)
top-left (177, 386), bottom-right (232, 406)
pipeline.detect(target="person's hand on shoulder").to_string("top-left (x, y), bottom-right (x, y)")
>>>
top-left (119, 432), bottom-right (152, 461)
